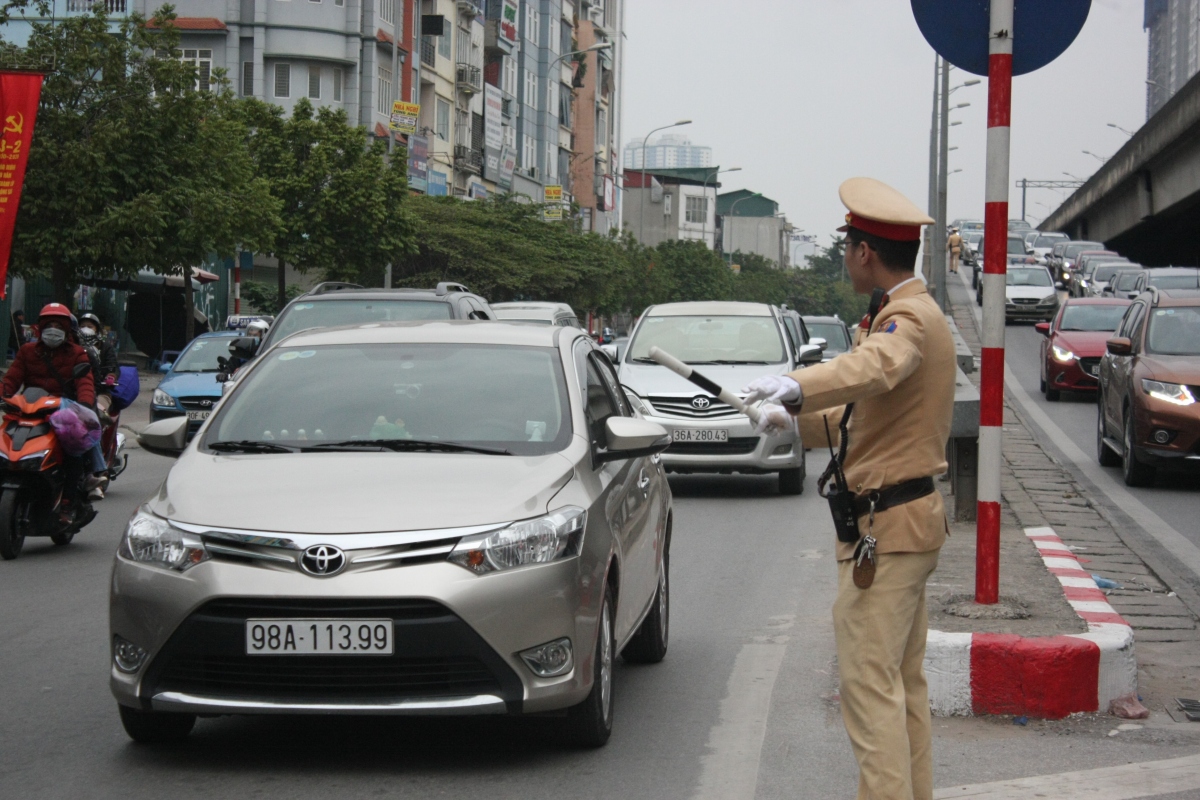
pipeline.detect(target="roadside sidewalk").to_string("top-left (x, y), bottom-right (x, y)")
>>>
top-left (944, 278), bottom-right (1199, 716)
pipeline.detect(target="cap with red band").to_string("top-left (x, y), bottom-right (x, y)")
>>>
top-left (835, 177), bottom-right (934, 242)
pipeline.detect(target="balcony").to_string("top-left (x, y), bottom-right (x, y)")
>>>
top-left (454, 145), bottom-right (483, 175)
top-left (455, 63), bottom-right (482, 95)
top-left (456, 0), bottom-right (482, 16)
top-left (420, 37), bottom-right (436, 69)
top-left (67, 0), bottom-right (126, 11)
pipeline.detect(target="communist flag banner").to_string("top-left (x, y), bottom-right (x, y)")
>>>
top-left (0, 71), bottom-right (44, 299)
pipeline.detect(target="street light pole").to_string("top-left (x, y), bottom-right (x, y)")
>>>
top-left (701, 166), bottom-right (740, 249)
top-left (637, 119), bottom-right (692, 244)
top-left (935, 57), bottom-right (950, 311)
top-left (924, 55), bottom-right (939, 285)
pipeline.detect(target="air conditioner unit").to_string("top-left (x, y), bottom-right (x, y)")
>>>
top-left (526, 166), bottom-right (539, 180)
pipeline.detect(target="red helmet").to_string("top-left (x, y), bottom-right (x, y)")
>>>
top-left (38, 303), bottom-right (73, 322)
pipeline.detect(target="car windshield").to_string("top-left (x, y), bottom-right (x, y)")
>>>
top-left (205, 343), bottom-right (571, 456)
top-left (1081, 257), bottom-right (1119, 275)
top-left (1007, 238), bottom-right (1026, 255)
top-left (628, 315), bottom-right (785, 364)
top-left (1064, 243), bottom-right (1102, 259)
top-left (1149, 274), bottom-right (1200, 289)
top-left (1115, 273), bottom-right (1142, 290)
top-left (1146, 307), bottom-right (1200, 355)
top-left (1006, 268), bottom-right (1053, 287)
top-left (172, 338), bottom-right (232, 372)
top-left (1034, 235), bottom-right (1065, 248)
top-left (266, 299), bottom-right (453, 346)
top-left (806, 322), bottom-right (851, 356)
top-left (1093, 265), bottom-right (1132, 282)
top-left (967, 233), bottom-right (983, 244)
top-left (1058, 304), bottom-right (1128, 332)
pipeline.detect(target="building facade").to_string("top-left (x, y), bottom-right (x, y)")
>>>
top-left (716, 190), bottom-right (792, 268)
top-left (1145, 0), bottom-right (1200, 118)
top-left (623, 167), bottom-right (720, 249)
top-left (624, 133), bottom-right (712, 170)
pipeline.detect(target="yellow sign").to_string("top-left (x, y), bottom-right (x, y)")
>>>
top-left (389, 101), bottom-right (420, 134)
top-left (543, 185), bottom-right (563, 220)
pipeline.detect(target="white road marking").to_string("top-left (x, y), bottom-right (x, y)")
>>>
top-left (933, 752), bottom-right (1200, 799)
top-left (956, 271), bottom-right (1200, 580)
top-left (691, 642), bottom-right (788, 800)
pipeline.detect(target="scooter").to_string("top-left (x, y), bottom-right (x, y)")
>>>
top-left (0, 386), bottom-right (98, 560)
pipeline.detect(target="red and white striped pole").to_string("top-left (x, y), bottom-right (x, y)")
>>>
top-left (977, 0), bottom-right (1013, 605)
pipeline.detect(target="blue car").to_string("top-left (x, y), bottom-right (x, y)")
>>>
top-left (150, 331), bottom-right (242, 436)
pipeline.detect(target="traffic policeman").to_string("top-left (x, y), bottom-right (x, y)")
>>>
top-left (744, 177), bottom-right (956, 800)
top-left (947, 227), bottom-right (963, 274)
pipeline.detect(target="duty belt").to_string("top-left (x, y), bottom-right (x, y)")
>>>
top-left (852, 476), bottom-right (936, 519)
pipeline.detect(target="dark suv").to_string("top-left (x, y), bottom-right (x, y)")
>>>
top-left (1097, 288), bottom-right (1200, 486)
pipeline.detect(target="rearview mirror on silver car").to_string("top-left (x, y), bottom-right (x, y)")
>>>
top-left (599, 344), bottom-right (618, 363)
top-left (597, 417), bottom-right (670, 463)
top-left (796, 343), bottom-right (824, 366)
top-left (138, 416), bottom-right (189, 457)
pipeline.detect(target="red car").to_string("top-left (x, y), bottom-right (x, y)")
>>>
top-left (1036, 297), bottom-right (1131, 400)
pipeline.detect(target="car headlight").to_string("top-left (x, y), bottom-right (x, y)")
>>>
top-left (623, 389), bottom-right (653, 417)
top-left (152, 388), bottom-right (176, 407)
top-left (118, 507), bottom-right (209, 571)
top-left (1051, 345), bottom-right (1075, 363)
top-left (1038, 294), bottom-right (1058, 305)
top-left (1079, 279), bottom-right (1088, 287)
top-left (449, 507), bottom-right (586, 575)
top-left (1142, 379), bottom-right (1196, 406)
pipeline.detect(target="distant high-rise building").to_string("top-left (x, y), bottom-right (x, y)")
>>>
top-left (624, 134), bottom-right (712, 170)
top-left (1145, 0), bottom-right (1200, 118)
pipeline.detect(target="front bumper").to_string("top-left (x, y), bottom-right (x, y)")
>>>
top-left (110, 548), bottom-right (600, 716)
top-left (1006, 303), bottom-right (1057, 321)
top-left (1046, 355), bottom-right (1102, 392)
top-left (1132, 399), bottom-right (1200, 466)
top-left (643, 412), bottom-right (803, 474)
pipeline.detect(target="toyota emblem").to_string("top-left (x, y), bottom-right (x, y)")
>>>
top-left (691, 396), bottom-right (712, 410)
top-left (300, 545), bottom-right (347, 577)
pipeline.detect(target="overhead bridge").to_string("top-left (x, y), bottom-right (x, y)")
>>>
top-left (1042, 69), bottom-right (1200, 266)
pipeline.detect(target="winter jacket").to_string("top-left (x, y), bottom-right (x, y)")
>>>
top-left (2, 341), bottom-right (97, 406)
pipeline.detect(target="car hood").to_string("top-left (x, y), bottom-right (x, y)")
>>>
top-left (1140, 355), bottom-right (1200, 385)
top-left (152, 449), bottom-right (577, 534)
top-left (1006, 285), bottom-right (1056, 301)
top-left (159, 371), bottom-right (224, 398)
top-left (1053, 330), bottom-right (1114, 357)
top-left (617, 361), bottom-right (792, 396)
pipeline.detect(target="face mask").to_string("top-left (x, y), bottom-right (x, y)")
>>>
top-left (41, 328), bottom-right (66, 349)
top-left (80, 326), bottom-right (97, 337)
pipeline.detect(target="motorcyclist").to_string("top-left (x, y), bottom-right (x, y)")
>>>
top-left (79, 313), bottom-right (121, 498)
top-left (1, 303), bottom-right (100, 499)
top-left (220, 318), bottom-right (270, 377)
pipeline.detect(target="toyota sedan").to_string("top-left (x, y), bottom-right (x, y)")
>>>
top-left (113, 322), bottom-right (673, 747)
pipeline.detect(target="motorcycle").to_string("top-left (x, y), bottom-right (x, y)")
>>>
top-left (0, 384), bottom-right (98, 560)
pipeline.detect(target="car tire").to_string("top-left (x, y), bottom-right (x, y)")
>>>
top-left (778, 467), bottom-right (804, 496)
top-left (1043, 378), bottom-right (1060, 402)
top-left (0, 491), bottom-right (25, 561)
top-left (118, 704), bottom-right (196, 744)
top-left (1122, 411), bottom-right (1156, 487)
top-left (1096, 397), bottom-right (1121, 467)
top-left (565, 585), bottom-right (615, 748)
top-left (624, 545), bottom-right (669, 664)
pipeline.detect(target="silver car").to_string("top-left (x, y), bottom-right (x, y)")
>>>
top-left (111, 322), bottom-right (673, 747)
top-left (614, 302), bottom-right (821, 495)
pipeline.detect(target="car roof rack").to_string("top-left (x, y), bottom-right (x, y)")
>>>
top-left (305, 281), bottom-right (364, 296)
top-left (435, 282), bottom-right (470, 296)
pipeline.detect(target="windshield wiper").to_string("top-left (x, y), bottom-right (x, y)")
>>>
top-left (629, 357), bottom-right (657, 364)
top-left (701, 359), bottom-right (772, 365)
top-left (208, 440), bottom-right (296, 454)
top-left (304, 439), bottom-right (512, 456)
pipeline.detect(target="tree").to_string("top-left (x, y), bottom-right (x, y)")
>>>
top-left (240, 280), bottom-right (301, 313)
top-left (804, 236), bottom-right (847, 280)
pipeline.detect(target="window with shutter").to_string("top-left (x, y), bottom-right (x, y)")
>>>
top-left (308, 66), bottom-right (321, 99)
top-left (274, 63), bottom-right (290, 98)
top-left (333, 68), bottom-right (343, 102)
top-left (242, 61), bottom-right (253, 96)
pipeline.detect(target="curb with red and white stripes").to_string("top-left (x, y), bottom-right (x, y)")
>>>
top-left (924, 526), bottom-right (1137, 718)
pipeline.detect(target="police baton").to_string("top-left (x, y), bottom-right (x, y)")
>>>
top-left (647, 346), bottom-right (763, 426)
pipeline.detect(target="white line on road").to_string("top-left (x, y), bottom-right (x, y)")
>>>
top-left (956, 271), bottom-right (1200, 580)
top-left (933, 752), bottom-right (1200, 799)
top-left (691, 641), bottom-right (788, 800)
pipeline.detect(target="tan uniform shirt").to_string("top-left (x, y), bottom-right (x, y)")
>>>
top-left (947, 233), bottom-right (962, 254)
top-left (786, 280), bottom-right (956, 561)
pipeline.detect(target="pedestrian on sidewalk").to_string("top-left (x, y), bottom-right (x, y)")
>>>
top-left (744, 177), bottom-right (956, 800)
top-left (947, 227), bottom-right (962, 273)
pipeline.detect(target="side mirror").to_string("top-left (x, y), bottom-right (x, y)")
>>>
top-left (1055, 281), bottom-right (1065, 290)
top-left (221, 380), bottom-right (236, 396)
top-left (596, 417), bottom-right (669, 463)
top-left (599, 344), bottom-right (618, 363)
top-left (228, 337), bottom-right (260, 360)
top-left (138, 416), bottom-right (189, 457)
top-left (796, 343), bottom-right (824, 365)
top-left (1034, 322), bottom-right (1050, 337)
top-left (1106, 336), bottom-right (1132, 356)
top-left (808, 337), bottom-right (828, 351)
top-left (158, 362), bottom-right (173, 373)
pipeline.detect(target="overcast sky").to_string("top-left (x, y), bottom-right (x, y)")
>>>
top-left (622, 0), bottom-right (1147, 244)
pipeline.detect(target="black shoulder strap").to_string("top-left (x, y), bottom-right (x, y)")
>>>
top-left (825, 287), bottom-right (887, 480)
top-left (36, 348), bottom-right (77, 401)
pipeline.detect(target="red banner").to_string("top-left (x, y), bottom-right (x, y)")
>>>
top-left (0, 71), bottom-right (44, 299)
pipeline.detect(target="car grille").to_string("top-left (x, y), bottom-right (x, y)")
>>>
top-left (1010, 298), bottom-right (1039, 306)
top-left (141, 598), bottom-right (522, 704)
top-left (648, 395), bottom-right (741, 419)
top-left (177, 396), bottom-right (218, 411)
top-left (667, 437), bottom-right (759, 456)
top-left (1079, 357), bottom-right (1101, 377)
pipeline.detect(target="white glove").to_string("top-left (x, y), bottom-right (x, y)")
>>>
top-left (742, 375), bottom-right (802, 405)
top-left (754, 404), bottom-right (793, 435)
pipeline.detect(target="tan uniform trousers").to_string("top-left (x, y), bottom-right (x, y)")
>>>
top-left (948, 250), bottom-right (960, 273)
top-left (834, 548), bottom-right (940, 800)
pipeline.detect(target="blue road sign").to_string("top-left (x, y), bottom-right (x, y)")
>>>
top-left (911, 0), bottom-right (1091, 76)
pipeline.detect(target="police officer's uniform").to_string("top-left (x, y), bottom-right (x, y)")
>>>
top-left (947, 229), bottom-right (963, 274)
top-left (785, 178), bottom-right (956, 800)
